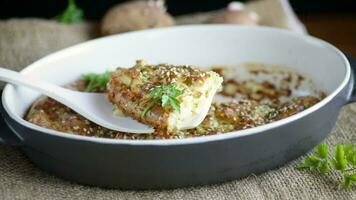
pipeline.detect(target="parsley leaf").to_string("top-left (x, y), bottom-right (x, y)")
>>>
top-left (168, 96), bottom-right (181, 111)
top-left (81, 71), bottom-right (111, 92)
top-left (343, 173), bottom-right (356, 188)
top-left (55, 0), bottom-right (84, 24)
top-left (333, 144), bottom-right (347, 171)
top-left (297, 143), bottom-right (356, 189)
top-left (344, 144), bottom-right (356, 166)
top-left (316, 143), bottom-right (329, 159)
top-left (141, 85), bottom-right (183, 117)
top-left (297, 144), bottom-right (330, 174)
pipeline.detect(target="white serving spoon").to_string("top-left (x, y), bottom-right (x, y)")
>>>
top-left (0, 68), bottom-right (154, 134)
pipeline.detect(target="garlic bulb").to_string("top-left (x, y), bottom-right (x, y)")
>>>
top-left (207, 1), bottom-right (260, 25)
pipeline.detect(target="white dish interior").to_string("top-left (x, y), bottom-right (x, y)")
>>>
top-left (2, 25), bottom-right (350, 144)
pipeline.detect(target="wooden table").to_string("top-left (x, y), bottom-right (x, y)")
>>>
top-left (300, 13), bottom-right (356, 56)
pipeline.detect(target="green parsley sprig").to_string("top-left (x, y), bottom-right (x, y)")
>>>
top-left (55, 0), bottom-right (84, 24)
top-left (141, 85), bottom-right (183, 117)
top-left (297, 143), bottom-right (356, 188)
top-left (81, 71), bottom-right (111, 92)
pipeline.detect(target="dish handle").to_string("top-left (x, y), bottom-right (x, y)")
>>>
top-left (346, 54), bottom-right (356, 104)
top-left (0, 90), bottom-right (23, 146)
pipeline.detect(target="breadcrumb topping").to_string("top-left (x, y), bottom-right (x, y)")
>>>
top-left (25, 64), bottom-right (323, 140)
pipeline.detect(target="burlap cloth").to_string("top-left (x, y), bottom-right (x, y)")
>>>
top-left (0, 18), bottom-right (355, 200)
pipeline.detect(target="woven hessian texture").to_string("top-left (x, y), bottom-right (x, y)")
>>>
top-left (0, 19), bottom-right (355, 200)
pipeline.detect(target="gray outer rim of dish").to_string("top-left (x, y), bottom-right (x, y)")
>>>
top-left (0, 73), bottom-right (354, 189)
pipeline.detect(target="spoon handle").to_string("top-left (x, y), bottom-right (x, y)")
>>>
top-left (0, 67), bottom-right (67, 97)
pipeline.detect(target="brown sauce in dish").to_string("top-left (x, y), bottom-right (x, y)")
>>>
top-left (25, 65), bottom-right (324, 140)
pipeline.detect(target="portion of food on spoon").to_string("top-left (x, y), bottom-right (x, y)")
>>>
top-left (107, 60), bottom-right (223, 132)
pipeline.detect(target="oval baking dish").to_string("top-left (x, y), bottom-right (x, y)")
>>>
top-left (1, 25), bottom-right (355, 189)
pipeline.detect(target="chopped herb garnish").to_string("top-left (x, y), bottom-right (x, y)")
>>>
top-left (81, 71), bottom-right (111, 92)
top-left (297, 143), bottom-right (356, 189)
top-left (55, 0), bottom-right (84, 24)
top-left (141, 85), bottom-right (183, 117)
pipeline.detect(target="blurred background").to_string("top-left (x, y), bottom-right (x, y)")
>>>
top-left (0, 0), bottom-right (355, 18)
top-left (0, 0), bottom-right (355, 55)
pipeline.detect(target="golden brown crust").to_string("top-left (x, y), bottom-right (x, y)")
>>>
top-left (25, 95), bottom-right (320, 140)
top-left (107, 60), bottom-right (215, 130)
top-left (271, 96), bottom-right (320, 120)
top-left (25, 65), bottom-right (323, 140)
